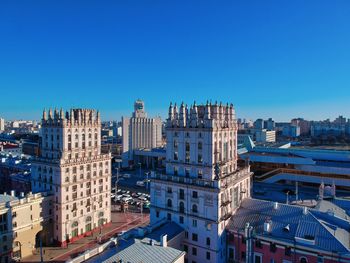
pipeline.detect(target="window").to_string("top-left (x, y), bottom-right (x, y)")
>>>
top-left (179, 202), bottom-right (185, 213)
top-left (270, 243), bottom-right (277, 253)
top-left (192, 219), bottom-right (197, 227)
top-left (185, 231), bottom-right (188, 239)
top-left (179, 189), bottom-right (185, 200)
top-left (254, 254), bottom-right (262, 263)
top-left (185, 168), bottom-right (190, 177)
top-left (167, 213), bottom-right (171, 220)
top-left (192, 233), bottom-right (198, 241)
top-left (192, 191), bottom-right (198, 198)
top-left (156, 211), bottom-right (159, 218)
top-left (198, 141), bottom-right (202, 150)
top-left (179, 216), bottom-right (184, 224)
top-left (174, 152), bottom-right (178, 161)
top-left (192, 204), bottom-right (198, 213)
top-left (174, 167), bottom-right (178, 176)
top-left (206, 252), bottom-right (210, 260)
top-left (192, 247), bottom-right (197, 256)
top-left (229, 248), bottom-right (234, 259)
top-left (255, 239), bottom-right (262, 248)
top-left (167, 199), bottom-right (172, 207)
top-left (285, 247), bottom-right (291, 256)
top-left (198, 154), bottom-right (203, 163)
top-left (167, 187), bottom-right (172, 194)
top-left (241, 252), bottom-right (246, 261)
top-left (183, 244), bottom-right (188, 252)
top-left (300, 258), bottom-right (308, 263)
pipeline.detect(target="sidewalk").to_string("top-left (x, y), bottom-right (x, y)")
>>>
top-left (22, 211), bottom-right (150, 263)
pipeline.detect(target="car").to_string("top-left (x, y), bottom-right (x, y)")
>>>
top-left (136, 181), bottom-right (145, 187)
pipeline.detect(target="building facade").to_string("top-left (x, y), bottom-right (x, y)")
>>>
top-left (0, 191), bottom-right (53, 263)
top-left (150, 102), bottom-right (252, 263)
top-left (122, 100), bottom-right (162, 167)
top-left (31, 108), bottom-right (111, 246)
top-left (255, 129), bottom-right (276, 143)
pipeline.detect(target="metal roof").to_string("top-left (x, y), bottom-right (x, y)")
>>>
top-left (0, 194), bottom-right (18, 204)
top-left (102, 242), bottom-right (185, 263)
top-left (227, 198), bottom-right (350, 253)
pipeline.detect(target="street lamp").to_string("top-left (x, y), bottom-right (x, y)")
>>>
top-left (138, 162), bottom-right (142, 178)
top-left (145, 172), bottom-right (150, 190)
top-left (114, 167), bottom-right (119, 203)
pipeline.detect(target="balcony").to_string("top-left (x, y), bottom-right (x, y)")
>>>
top-left (221, 200), bottom-right (230, 207)
top-left (151, 173), bottom-right (218, 189)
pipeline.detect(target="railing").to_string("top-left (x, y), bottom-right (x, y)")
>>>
top-left (151, 173), bottom-right (218, 189)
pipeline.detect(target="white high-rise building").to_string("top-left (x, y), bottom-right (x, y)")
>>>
top-left (150, 101), bottom-right (252, 263)
top-left (0, 118), bottom-right (5, 132)
top-left (122, 100), bottom-right (162, 167)
top-left (31, 108), bottom-right (111, 246)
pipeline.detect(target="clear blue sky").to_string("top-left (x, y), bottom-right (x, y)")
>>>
top-left (1, 1), bottom-right (350, 121)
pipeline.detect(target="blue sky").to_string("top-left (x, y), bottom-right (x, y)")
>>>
top-left (0, 1), bottom-right (350, 121)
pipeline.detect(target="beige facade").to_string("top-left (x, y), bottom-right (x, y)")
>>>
top-left (0, 192), bottom-right (53, 263)
top-left (151, 102), bottom-right (253, 263)
top-left (31, 108), bottom-right (111, 246)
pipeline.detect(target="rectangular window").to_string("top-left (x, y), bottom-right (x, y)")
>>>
top-left (206, 252), bottom-right (210, 260)
top-left (192, 219), bottom-right (197, 227)
top-left (192, 191), bottom-right (198, 198)
top-left (179, 216), bottom-right (184, 224)
top-left (192, 247), bottom-right (197, 256)
top-left (192, 233), bottom-right (198, 241)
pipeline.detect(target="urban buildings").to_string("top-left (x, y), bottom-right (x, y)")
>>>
top-left (282, 124), bottom-right (301, 138)
top-left (31, 108), bottom-right (111, 246)
top-left (150, 101), bottom-right (252, 263)
top-left (311, 115), bottom-right (350, 137)
top-left (0, 191), bottom-right (53, 263)
top-left (122, 100), bottom-right (162, 167)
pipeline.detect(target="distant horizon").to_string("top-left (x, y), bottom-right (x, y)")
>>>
top-left (1, 102), bottom-right (349, 123)
top-left (1, 1), bottom-right (350, 122)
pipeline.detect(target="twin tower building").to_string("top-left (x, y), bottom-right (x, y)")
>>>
top-left (31, 101), bottom-right (252, 263)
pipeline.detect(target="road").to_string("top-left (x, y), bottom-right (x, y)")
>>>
top-left (112, 167), bottom-right (152, 194)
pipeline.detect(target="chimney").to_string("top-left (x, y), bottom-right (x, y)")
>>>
top-left (273, 202), bottom-right (278, 210)
top-left (303, 206), bottom-right (308, 215)
top-left (161, 234), bottom-right (168, 248)
top-left (20, 192), bottom-right (24, 198)
top-left (10, 190), bottom-right (15, 197)
top-left (264, 219), bottom-right (272, 233)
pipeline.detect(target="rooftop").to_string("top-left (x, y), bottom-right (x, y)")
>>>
top-left (227, 198), bottom-right (350, 254)
top-left (0, 194), bottom-right (18, 204)
top-left (102, 241), bottom-right (185, 263)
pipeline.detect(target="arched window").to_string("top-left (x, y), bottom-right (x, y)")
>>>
top-left (192, 204), bottom-right (198, 213)
top-left (98, 211), bottom-right (104, 217)
top-left (86, 216), bottom-right (92, 222)
top-left (179, 202), bottom-right (184, 213)
top-left (300, 258), bottom-right (308, 263)
top-left (167, 199), bottom-right (172, 208)
top-left (198, 142), bottom-right (202, 150)
top-left (71, 221), bottom-right (78, 228)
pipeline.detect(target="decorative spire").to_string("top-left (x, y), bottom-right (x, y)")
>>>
top-left (48, 108), bottom-right (53, 119)
top-left (42, 109), bottom-right (47, 121)
top-left (60, 108), bottom-right (64, 119)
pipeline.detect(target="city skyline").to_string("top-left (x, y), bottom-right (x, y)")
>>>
top-left (1, 1), bottom-right (350, 121)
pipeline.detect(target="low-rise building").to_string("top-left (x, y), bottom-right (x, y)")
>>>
top-left (0, 191), bottom-right (53, 262)
top-left (226, 198), bottom-right (350, 263)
